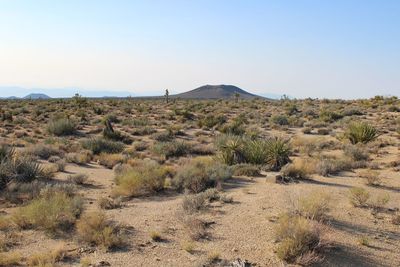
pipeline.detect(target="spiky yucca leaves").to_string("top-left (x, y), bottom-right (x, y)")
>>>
top-left (215, 134), bottom-right (245, 165)
top-left (242, 139), bottom-right (267, 164)
top-left (346, 122), bottom-right (378, 144)
top-left (265, 137), bottom-right (291, 171)
top-left (1, 145), bottom-right (44, 190)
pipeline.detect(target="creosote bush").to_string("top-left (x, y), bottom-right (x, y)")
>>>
top-left (112, 160), bottom-right (170, 197)
top-left (173, 157), bottom-right (232, 193)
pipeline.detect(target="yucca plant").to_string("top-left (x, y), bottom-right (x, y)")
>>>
top-left (243, 139), bottom-right (268, 164)
top-left (215, 134), bottom-right (245, 165)
top-left (346, 122), bottom-right (378, 144)
top-left (265, 137), bottom-right (291, 171)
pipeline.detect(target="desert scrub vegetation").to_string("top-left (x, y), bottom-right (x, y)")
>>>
top-left (76, 211), bottom-right (126, 250)
top-left (12, 188), bottom-right (83, 234)
top-left (173, 157), bottom-right (232, 193)
top-left (112, 159), bottom-right (171, 197)
top-left (27, 244), bottom-right (67, 266)
top-left (152, 140), bottom-right (192, 159)
top-left (274, 214), bottom-right (329, 265)
top-left (215, 134), bottom-right (291, 170)
top-left (346, 122), bottom-right (378, 144)
top-left (349, 187), bottom-right (370, 207)
top-left (295, 191), bottom-right (331, 221)
top-left (0, 145), bottom-right (46, 191)
top-left (82, 137), bottom-right (125, 155)
top-left (47, 117), bottom-right (77, 136)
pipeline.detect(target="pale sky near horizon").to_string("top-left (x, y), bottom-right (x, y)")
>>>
top-left (0, 0), bottom-right (399, 99)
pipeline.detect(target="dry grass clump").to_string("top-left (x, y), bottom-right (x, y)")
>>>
top-left (343, 144), bottom-right (369, 161)
top-left (173, 157), bottom-right (232, 193)
top-left (182, 216), bottom-right (208, 241)
top-left (65, 151), bottom-right (92, 165)
top-left (281, 159), bottom-right (314, 180)
top-left (181, 188), bottom-right (219, 214)
top-left (27, 244), bottom-right (67, 266)
top-left (97, 153), bottom-right (126, 169)
top-left (98, 197), bottom-right (122, 210)
top-left (358, 169), bottom-right (382, 186)
top-left (47, 117), bottom-right (77, 136)
top-left (25, 144), bottom-right (61, 160)
top-left (296, 191), bottom-right (331, 221)
top-left (0, 252), bottom-right (22, 266)
top-left (76, 211), bottom-right (126, 250)
top-left (232, 164), bottom-right (261, 177)
top-left (82, 138), bottom-right (124, 155)
top-left (349, 187), bottom-right (370, 207)
top-left (315, 156), bottom-right (353, 177)
top-left (112, 159), bottom-right (170, 197)
top-left (67, 173), bottom-right (89, 185)
top-left (274, 214), bottom-right (329, 265)
top-left (12, 189), bottom-right (83, 234)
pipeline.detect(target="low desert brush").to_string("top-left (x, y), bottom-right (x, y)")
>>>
top-left (173, 157), bottom-right (232, 193)
top-left (82, 138), bottom-right (124, 155)
top-left (112, 159), bottom-right (169, 197)
top-left (275, 214), bottom-right (328, 265)
top-left (12, 190), bottom-right (83, 234)
top-left (67, 173), bottom-right (89, 185)
top-left (358, 169), bottom-right (381, 186)
top-left (27, 244), bottom-right (67, 266)
top-left (47, 117), bottom-right (77, 136)
top-left (296, 191), bottom-right (331, 221)
top-left (76, 211), bottom-right (125, 250)
top-left (349, 187), bottom-right (370, 207)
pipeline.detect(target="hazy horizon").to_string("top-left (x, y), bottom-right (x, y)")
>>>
top-left (1, 1), bottom-right (399, 99)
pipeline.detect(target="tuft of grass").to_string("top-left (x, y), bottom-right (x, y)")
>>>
top-left (359, 169), bottom-right (381, 186)
top-left (297, 191), bottom-right (331, 221)
top-left (150, 231), bottom-right (162, 242)
top-left (76, 211), bottom-right (125, 250)
top-left (181, 240), bottom-right (196, 253)
top-left (358, 236), bottom-right (370, 246)
top-left (12, 191), bottom-right (83, 234)
top-left (0, 252), bottom-right (22, 266)
top-left (98, 153), bottom-right (126, 169)
top-left (349, 187), bottom-right (370, 207)
top-left (275, 214), bottom-right (327, 264)
top-left (82, 138), bottom-right (124, 155)
top-left (152, 140), bottom-right (192, 159)
top-left (98, 197), bottom-right (122, 210)
top-left (47, 118), bottom-right (77, 136)
top-left (67, 173), bottom-right (89, 185)
top-left (233, 164), bottom-right (261, 177)
top-left (27, 245), bottom-right (67, 266)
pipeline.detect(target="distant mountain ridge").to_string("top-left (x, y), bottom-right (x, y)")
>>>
top-left (172, 84), bottom-right (261, 99)
top-left (23, 93), bottom-right (51, 99)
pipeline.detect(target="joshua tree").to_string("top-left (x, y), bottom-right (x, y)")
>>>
top-left (165, 89), bottom-right (169, 103)
top-left (234, 92), bottom-right (240, 103)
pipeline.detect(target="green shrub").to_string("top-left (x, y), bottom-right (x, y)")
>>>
top-left (82, 138), bottom-right (124, 155)
top-left (47, 118), bottom-right (76, 136)
top-left (270, 115), bottom-right (289, 126)
top-left (264, 137), bottom-right (291, 171)
top-left (215, 134), bottom-right (245, 165)
top-left (152, 140), bottom-right (192, 159)
top-left (12, 191), bottom-right (83, 234)
top-left (173, 158), bottom-right (232, 193)
top-left (112, 160), bottom-right (169, 197)
top-left (346, 122), bottom-right (378, 144)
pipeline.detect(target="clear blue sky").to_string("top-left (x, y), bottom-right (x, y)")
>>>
top-left (0, 0), bottom-right (399, 98)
